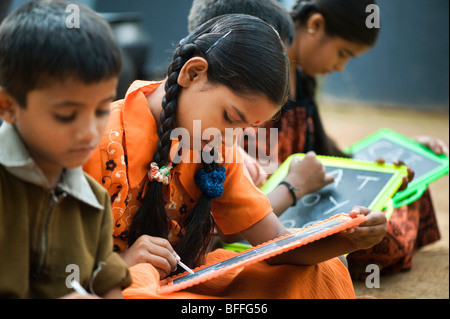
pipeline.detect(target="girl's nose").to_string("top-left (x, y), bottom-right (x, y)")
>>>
top-left (335, 58), bottom-right (350, 72)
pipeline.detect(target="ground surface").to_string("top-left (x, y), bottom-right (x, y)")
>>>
top-left (319, 101), bottom-right (449, 299)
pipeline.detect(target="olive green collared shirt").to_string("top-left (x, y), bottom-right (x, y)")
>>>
top-left (0, 122), bottom-right (132, 298)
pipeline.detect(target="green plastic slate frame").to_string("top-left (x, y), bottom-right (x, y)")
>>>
top-left (260, 153), bottom-right (408, 213)
top-left (344, 128), bottom-right (449, 207)
top-left (223, 155), bottom-right (406, 253)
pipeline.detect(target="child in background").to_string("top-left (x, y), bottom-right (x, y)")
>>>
top-left (272, 0), bottom-right (446, 278)
top-left (0, 0), bottom-right (131, 298)
top-left (84, 13), bottom-right (387, 299)
top-left (189, 0), bottom-right (446, 278)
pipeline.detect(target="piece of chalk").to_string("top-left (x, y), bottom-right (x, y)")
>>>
top-left (178, 260), bottom-right (194, 274)
top-left (71, 280), bottom-right (88, 295)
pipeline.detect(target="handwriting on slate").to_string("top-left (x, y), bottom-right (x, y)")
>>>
top-left (301, 169), bottom-right (380, 215)
top-left (281, 168), bottom-right (382, 228)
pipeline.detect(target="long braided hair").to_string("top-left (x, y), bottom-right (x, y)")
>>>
top-left (129, 14), bottom-right (289, 268)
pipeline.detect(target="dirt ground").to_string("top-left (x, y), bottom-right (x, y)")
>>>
top-left (319, 100), bottom-right (449, 299)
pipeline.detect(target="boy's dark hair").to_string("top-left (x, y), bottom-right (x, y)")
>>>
top-left (188, 0), bottom-right (295, 45)
top-left (291, 0), bottom-right (379, 47)
top-left (0, 0), bottom-right (121, 107)
top-left (129, 14), bottom-right (290, 269)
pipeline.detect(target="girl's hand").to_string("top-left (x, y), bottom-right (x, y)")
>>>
top-left (413, 135), bottom-right (449, 156)
top-left (120, 235), bottom-right (179, 279)
top-left (284, 151), bottom-right (334, 198)
top-left (376, 158), bottom-right (414, 192)
top-left (341, 206), bottom-right (387, 251)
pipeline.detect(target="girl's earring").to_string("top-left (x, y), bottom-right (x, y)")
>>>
top-left (307, 28), bottom-right (316, 34)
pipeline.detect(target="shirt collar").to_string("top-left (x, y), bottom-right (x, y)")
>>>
top-left (0, 122), bottom-right (103, 209)
top-left (122, 81), bottom-right (201, 198)
top-left (122, 81), bottom-right (160, 189)
top-left (173, 151), bottom-right (203, 200)
top-left (122, 80), bottom-right (226, 200)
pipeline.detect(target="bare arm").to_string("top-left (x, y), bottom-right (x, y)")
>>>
top-left (268, 151), bottom-right (334, 216)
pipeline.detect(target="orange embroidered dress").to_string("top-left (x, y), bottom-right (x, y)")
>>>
top-left (84, 80), bottom-right (355, 299)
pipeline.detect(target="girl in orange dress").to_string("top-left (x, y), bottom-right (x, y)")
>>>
top-left (84, 14), bottom-right (387, 298)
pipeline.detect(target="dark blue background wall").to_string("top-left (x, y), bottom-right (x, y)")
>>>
top-left (6, 0), bottom-right (449, 111)
top-left (94, 0), bottom-right (192, 78)
top-left (8, 0), bottom-right (192, 79)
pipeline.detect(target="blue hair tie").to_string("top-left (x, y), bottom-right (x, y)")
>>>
top-left (195, 166), bottom-right (227, 199)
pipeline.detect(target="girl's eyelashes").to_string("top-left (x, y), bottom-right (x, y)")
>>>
top-left (223, 111), bottom-right (233, 124)
top-left (269, 110), bottom-right (281, 122)
top-left (338, 50), bottom-right (352, 59)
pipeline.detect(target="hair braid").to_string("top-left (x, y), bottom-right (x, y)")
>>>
top-left (175, 149), bottom-right (220, 268)
top-left (128, 42), bottom-right (199, 247)
top-left (129, 14), bottom-right (290, 271)
top-left (155, 43), bottom-right (199, 166)
top-left (160, 41), bottom-right (221, 268)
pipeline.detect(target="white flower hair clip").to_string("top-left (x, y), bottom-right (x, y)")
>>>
top-left (148, 162), bottom-right (173, 185)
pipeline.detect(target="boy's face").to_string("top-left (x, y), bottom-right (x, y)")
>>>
top-left (0, 77), bottom-right (117, 182)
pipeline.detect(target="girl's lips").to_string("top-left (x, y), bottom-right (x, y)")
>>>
top-left (71, 146), bottom-right (95, 154)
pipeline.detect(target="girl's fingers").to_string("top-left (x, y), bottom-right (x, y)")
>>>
top-left (148, 236), bottom-right (178, 257)
top-left (135, 235), bottom-right (179, 273)
top-left (406, 167), bottom-right (415, 182)
top-left (147, 237), bottom-right (179, 271)
top-left (144, 252), bottom-right (177, 277)
top-left (349, 206), bottom-right (369, 217)
top-left (342, 222), bottom-right (387, 249)
top-left (351, 222), bottom-right (387, 236)
top-left (349, 207), bottom-right (386, 227)
top-left (325, 174), bottom-right (335, 184)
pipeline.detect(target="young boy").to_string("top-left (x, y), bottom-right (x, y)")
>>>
top-left (0, 0), bottom-right (131, 298)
